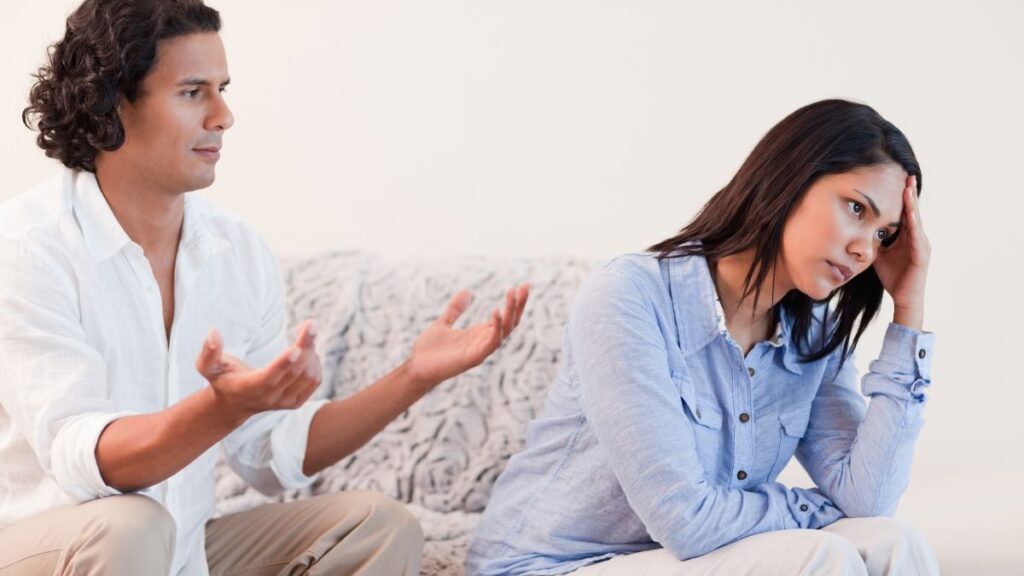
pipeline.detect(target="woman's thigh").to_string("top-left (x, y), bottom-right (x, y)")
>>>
top-left (822, 517), bottom-right (939, 576)
top-left (567, 529), bottom-right (866, 576)
top-left (567, 518), bottom-right (938, 576)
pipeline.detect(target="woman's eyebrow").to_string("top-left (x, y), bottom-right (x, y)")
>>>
top-left (853, 189), bottom-right (900, 227)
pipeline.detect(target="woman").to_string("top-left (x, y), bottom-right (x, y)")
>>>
top-left (466, 99), bottom-right (939, 575)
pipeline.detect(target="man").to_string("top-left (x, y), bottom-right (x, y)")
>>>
top-left (0, 1), bottom-right (529, 574)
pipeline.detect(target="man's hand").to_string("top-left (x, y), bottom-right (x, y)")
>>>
top-left (195, 320), bottom-right (322, 423)
top-left (406, 283), bottom-right (530, 390)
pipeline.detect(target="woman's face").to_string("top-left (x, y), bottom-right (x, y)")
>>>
top-left (780, 163), bottom-right (908, 300)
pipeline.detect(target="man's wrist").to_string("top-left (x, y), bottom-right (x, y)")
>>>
top-left (195, 386), bottom-right (251, 431)
top-left (397, 358), bottom-right (438, 396)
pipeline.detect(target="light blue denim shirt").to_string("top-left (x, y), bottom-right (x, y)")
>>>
top-left (466, 252), bottom-right (934, 576)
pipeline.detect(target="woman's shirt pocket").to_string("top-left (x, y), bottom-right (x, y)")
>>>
top-left (672, 372), bottom-right (724, 472)
top-left (768, 405), bottom-right (812, 480)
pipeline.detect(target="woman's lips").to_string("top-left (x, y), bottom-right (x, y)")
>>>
top-left (827, 261), bottom-right (853, 283)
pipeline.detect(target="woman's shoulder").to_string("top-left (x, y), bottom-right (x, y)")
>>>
top-left (581, 252), bottom-right (672, 299)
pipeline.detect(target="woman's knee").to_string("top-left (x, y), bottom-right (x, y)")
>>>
top-left (800, 531), bottom-right (867, 575)
top-left (826, 517), bottom-right (938, 575)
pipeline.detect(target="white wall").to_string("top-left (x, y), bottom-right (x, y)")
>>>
top-left (3, 1), bottom-right (1023, 572)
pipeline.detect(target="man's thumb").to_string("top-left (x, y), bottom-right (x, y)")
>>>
top-left (196, 329), bottom-right (224, 376)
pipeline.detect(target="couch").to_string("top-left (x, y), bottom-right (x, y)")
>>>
top-left (214, 251), bottom-right (595, 575)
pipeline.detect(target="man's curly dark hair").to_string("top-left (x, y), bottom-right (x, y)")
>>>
top-left (22, 0), bottom-right (221, 172)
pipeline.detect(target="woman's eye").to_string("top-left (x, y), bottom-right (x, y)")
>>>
top-left (875, 229), bottom-right (889, 242)
top-left (847, 200), bottom-right (864, 216)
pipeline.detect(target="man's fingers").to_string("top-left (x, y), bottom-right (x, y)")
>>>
top-left (512, 283), bottom-right (530, 329)
top-left (295, 320), bottom-right (317, 349)
top-left (278, 359), bottom-right (321, 407)
top-left (260, 346), bottom-right (302, 386)
top-left (502, 289), bottom-right (516, 339)
top-left (195, 329), bottom-right (224, 376)
top-left (489, 309), bottom-right (504, 349)
top-left (439, 290), bottom-right (473, 326)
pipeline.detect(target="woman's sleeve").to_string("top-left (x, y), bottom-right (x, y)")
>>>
top-left (570, 267), bottom-right (843, 561)
top-left (796, 322), bottom-right (935, 517)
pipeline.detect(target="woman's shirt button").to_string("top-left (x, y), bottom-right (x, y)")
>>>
top-left (748, 366), bottom-right (756, 377)
top-left (739, 412), bottom-right (750, 423)
top-left (737, 470), bottom-right (747, 480)
top-left (800, 504), bottom-right (809, 512)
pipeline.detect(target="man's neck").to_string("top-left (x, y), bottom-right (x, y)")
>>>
top-left (712, 250), bottom-right (793, 330)
top-left (94, 163), bottom-right (185, 256)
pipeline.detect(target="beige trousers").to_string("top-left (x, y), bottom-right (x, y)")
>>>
top-left (567, 517), bottom-right (939, 576)
top-left (0, 491), bottom-right (423, 576)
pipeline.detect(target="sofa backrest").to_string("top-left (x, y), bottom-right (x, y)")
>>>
top-left (215, 251), bottom-right (596, 516)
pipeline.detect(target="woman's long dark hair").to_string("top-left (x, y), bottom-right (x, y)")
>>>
top-left (649, 99), bottom-right (922, 365)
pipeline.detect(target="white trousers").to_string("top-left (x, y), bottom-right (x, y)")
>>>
top-left (568, 518), bottom-right (939, 576)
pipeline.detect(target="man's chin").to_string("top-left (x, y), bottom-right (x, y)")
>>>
top-left (184, 171), bottom-right (216, 193)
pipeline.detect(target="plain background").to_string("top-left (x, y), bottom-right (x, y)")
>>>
top-left (2, 1), bottom-right (1022, 573)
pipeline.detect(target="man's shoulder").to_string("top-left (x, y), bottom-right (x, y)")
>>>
top-left (185, 193), bottom-right (276, 270)
top-left (0, 171), bottom-right (74, 242)
top-left (187, 193), bottom-right (263, 244)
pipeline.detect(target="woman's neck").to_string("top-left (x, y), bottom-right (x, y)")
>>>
top-left (711, 250), bottom-right (793, 333)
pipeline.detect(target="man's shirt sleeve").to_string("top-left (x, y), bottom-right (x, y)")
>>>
top-left (219, 239), bottom-right (328, 495)
top-left (0, 238), bottom-right (137, 502)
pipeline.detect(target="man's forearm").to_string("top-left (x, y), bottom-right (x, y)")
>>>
top-left (302, 360), bottom-right (432, 476)
top-left (95, 386), bottom-right (245, 492)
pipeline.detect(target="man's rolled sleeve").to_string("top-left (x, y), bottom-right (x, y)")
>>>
top-left (270, 399), bottom-right (330, 489)
top-left (50, 411), bottom-right (137, 502)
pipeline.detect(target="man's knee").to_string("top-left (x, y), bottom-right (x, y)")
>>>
top-left (76, 495), bottom-right (176, 569)
top-left (323, 490), bottom-right (423, 548)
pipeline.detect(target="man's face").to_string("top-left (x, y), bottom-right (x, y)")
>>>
top-left (113, 32), bottom-right (233, 194)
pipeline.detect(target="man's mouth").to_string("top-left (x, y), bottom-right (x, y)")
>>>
top-left (193, 146), bottom-right (221, 162)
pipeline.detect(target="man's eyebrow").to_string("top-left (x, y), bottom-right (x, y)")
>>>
top-left (176, 77), bottom-right (231, 87)
top-left (853, 189), bottom-right (900, 228)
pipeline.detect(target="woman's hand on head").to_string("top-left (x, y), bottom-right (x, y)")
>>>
top-left (873, 175), bottom-right (930, 329)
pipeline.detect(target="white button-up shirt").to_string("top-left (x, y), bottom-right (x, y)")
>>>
top-left (0, 169), bottom-right (327, 575)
